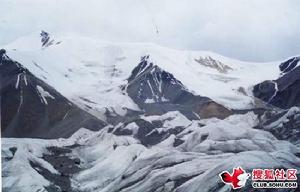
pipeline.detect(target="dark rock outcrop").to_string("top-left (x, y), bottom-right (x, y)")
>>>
top-left (0, 49), bottom-right (106, 139)
top-left (40, 30), bottom-right (60, 48)
top-left (279, 56), bottom-right (300, 74)
top-left (194, 56), bottom-right (233, 73)
top-left (124, 55), bottom-right (232, 120)
top-left (253, 56), bottom-right (300, 109)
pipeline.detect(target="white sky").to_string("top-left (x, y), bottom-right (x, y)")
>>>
top-left (0, 0), bottom-right (299, 61)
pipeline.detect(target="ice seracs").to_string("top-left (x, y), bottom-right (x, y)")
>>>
top-left (3, 112), bottom-right (300, 192)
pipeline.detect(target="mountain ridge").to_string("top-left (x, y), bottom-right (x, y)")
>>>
top-left (0, 49), bottom-right (107, 138)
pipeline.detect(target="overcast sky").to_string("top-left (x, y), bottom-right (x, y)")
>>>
top-left (0, 0), bottom-right (299, 61)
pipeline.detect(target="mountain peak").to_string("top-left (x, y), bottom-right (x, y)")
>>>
top-left (127, 55), bottom-right (185, 103)
top-left (127, 55), bottom-right (159, 81)
top-left (125, 56), bottom-right (232, 120)
top-left (0, 49), bottom-right (9, 61)
top-left (0, 48), bottom-right (6, 55)
top-left (279, 56), bottom-right (300, 74)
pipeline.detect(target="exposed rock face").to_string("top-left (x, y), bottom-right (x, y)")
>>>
top-left (125, 55), bottom-right (232, 120)
top-left (253, 80), bottom-right (277, 103)
top-left (40, 30), bottom-right (51, 47)
top-left (253, 56), bottom-right (300, 109)
top-left (280, 56), bottom-right (300, 74)
top-left (194, 56), bottom-right (233, 73)
top-left (0, 49), bottom-right (106, 138)
top-left (198, 101), bottom-right (233, 119)
top-left (40, 30), bottom-right (60, 48)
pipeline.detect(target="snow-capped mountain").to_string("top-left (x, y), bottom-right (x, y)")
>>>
top-left (3, 32), bottom-right (280, 113)
top-left (125, 55), bottom-right (232, 120)
top-left (0, 49), bottom-right (106, 138)
top-left (2, 32), bottom-right (300, 192)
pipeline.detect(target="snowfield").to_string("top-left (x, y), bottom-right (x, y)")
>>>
top-left (3, 32), bottom-right (280, 114)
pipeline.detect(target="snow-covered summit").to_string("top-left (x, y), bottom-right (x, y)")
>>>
top-left (3, 32), bottom-right (280, 112)
top-left (125, 55), bottom-right (232, 120)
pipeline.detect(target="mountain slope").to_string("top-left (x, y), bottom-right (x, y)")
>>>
top-left (0, 49), bottom-right (106, 138)
top-left (125, 55), bottom-right (232, 120)
top-left (3, 32), bottom-right (279, 112)
top-left (253, 56), bottom-right (300, 109)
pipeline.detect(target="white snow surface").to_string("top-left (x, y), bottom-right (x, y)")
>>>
top-left (3, 32), bottom-right (280, 112)
top-left (36, 85), bottom-right (55, 105)
top-left (141, 111), bottom-right (191, 128)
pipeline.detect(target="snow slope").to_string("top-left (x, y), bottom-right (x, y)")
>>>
top-left (3, 32), bottom-right (280, 114)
